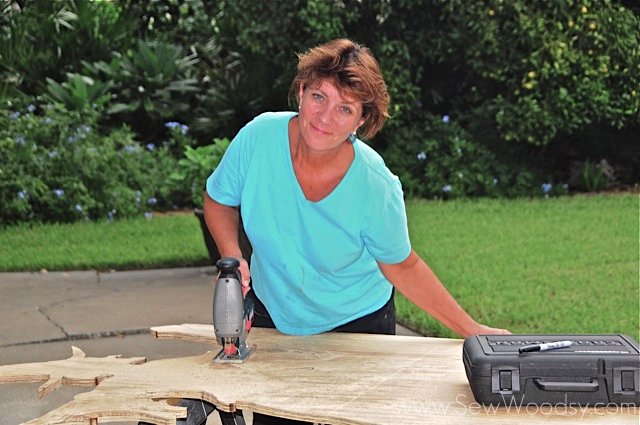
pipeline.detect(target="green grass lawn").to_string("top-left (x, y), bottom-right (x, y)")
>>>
top-left (0, 212), bottom-right (211, 271)
top-left (1, 194), bottom-right (638, 340)
top-left (399, 194), bottom-right (639, 340)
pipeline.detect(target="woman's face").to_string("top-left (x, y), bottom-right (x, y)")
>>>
top-left (297, 79), bottom-right (365, 152)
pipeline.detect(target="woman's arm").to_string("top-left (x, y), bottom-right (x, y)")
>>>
top-left (378, 250), bottom-right (510, 337)
top-left (203, 193), bottom-right (251, 289)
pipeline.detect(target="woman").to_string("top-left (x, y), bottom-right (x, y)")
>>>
top-left (205, 38), bottom-right (508, 338)
top-left (201, 38), bottom-right (508, 425)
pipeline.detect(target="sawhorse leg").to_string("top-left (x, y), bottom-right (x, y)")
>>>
top-left (219, 410), bottom-right (247, 425)
top-left (139, 398), bottom-right (245, 425)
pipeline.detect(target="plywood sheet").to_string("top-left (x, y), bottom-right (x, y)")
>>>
top-left (0, 325), bottom-right (637, 424)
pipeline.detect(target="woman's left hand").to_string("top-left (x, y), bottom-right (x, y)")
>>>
top-left (470, 323), bottom-right (512, 336)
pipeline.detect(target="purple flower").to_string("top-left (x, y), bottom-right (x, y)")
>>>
top-left (75, 204), bottom-right (83, 212)
top-left (144, 211), bottom-right (153, 220)
top-left (17, 190), bottom-right (27, 199)
top-left (541, 183), bottom-right (553, 194)
top-left (53, 189), bottom-right (64, 197)
top-left (145, 143), bottom-right (156, 151)
top-left (147, 197), bottom-right (157, 206)
top-left (44, 117), bottom-right (52, 125)
top-left (27, 104), bottom-right (36, 113)
top-left (48, 150), bottom-right (58, 158)
top-left (442, 115), bottom-right (450, 123)
top-left (15, 136), bottom-right (25, 145)
top-left (442, 184), bottom-right (452, 193)
top-left (107, 209), bottom-right (116, 222)
top-left (165, 121), bottom-right (188, 135)
top-left (417, 151), bottom-right (427, 161)
top-left (10, 111), bottom-right (20, 120)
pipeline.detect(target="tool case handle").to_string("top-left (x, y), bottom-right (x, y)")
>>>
top-left (533, 378), bottom-right (599, 392)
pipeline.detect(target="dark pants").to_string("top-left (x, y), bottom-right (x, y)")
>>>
top-left (248, 289), bottom-right (396, 335)
top-left (150, 291), bottom-right (396, 425)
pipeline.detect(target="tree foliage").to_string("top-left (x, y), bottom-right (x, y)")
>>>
top-left (414, 0), bottom-right (640, 146)
top-left (0, 0), bottom-right (638, 216)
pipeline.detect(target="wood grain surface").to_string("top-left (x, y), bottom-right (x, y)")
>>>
top-left (0, 324), bottom-right (637, 424)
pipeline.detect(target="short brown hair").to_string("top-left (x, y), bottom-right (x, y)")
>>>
top-left (289, 39), bottom-right (390, 140)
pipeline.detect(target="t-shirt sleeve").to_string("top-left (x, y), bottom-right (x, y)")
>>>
top-left (205, 125), bottom-right (254, 207)
top-left (362, 177), bottom-right (412, 264)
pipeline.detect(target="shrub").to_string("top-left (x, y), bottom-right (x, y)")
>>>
top-left (0, 101), bottom-right (178, 226)
top-left (81, 39), bottom-right (200, 143)
top-left (379, 112), bottom-right (545, 199)
top-left (45, 73), bottom-right (112, 111)
top-left (0, 1), bottom-right (136, 99)
top-left (363, 0), bottom-right (639, 188)
top-left (168, 138), bottom-right (230, 209)
top-left (387, 0), bottom-right (639, 146)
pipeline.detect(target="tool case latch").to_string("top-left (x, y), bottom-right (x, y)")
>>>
top-left (492, 367), bottom-right (520, 394)
top-left (614, 367), bottom-right (639, 394)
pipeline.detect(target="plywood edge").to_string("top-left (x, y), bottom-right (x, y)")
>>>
top-left (151, 323), bottom-right (216, 343)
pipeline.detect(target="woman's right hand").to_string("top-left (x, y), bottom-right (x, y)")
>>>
top-left (238, 257), bottom-right (251, 296)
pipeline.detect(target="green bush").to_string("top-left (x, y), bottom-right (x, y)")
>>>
top-left (0, 1), bottom-right (136, 100)
top-left (79, 39), bottom-right (200, 143)
top-left (380, 111), bottom-right (550, 199)
top-left (0, 101), bottom-right (178, 226)
top-left (45, 73), bottom-right (112, 111)
top-left (2, 0), bottom-right (637, 210)
top-left (387, 0), bottom-right (639, 146)
top-left (363, 0), bottom-right (640, 188)
top-left (168, 138), bottom-right (230, 209)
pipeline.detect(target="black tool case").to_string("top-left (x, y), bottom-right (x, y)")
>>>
top-left (462, 334), bottom-right (640, 406)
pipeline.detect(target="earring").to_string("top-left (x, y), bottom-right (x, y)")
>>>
top-left (349, 132), bottom-right (356, 143)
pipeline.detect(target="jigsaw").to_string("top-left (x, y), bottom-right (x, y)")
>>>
top-left (212, 257), bottom-right (256, 363)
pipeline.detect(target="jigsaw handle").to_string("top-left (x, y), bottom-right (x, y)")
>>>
top-left (216, 257), bottom-right (241, 281)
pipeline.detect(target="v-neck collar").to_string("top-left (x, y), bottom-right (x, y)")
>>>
top-left (285, 114), bottom-right (358, 205)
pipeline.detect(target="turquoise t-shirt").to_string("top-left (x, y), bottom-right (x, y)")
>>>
top-left (206, 111), bottom-right (411, 335)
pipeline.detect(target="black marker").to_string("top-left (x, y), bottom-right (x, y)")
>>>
top-left (519, 340), bottom-right (572, 353)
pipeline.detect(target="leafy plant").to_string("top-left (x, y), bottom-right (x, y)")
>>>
top-left (392, 0), bottom-right (640, 146)
top-left (0, 0), bottom-right (136, 99)
top-left (0, 101), bottom-right (177, 226)
top-left (380, 112), bottom-right (542, 199)
top-left (581, 160), bottom-right (607, 192)
top-left (190, 54), bottom-right (266, 142)
top-left (168, 138), bottom-right (231, 209)
top-left (82, 39), bottom-right (200, 142)
top-left (45, 73), bottom-right (112, 110)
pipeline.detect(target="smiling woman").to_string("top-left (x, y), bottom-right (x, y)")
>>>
top-left (288, 38), bottom-right (390, 141)
top-left (197, 38), bottom-right (508, 425)
top-left (203, 38), bottom-right (510, 339)
top-left (295, 80), bottom-right (364, 153)
top-left (286, 39), bottom-right (390, 203)
top-left (289, 80), bottom-right (361, 202)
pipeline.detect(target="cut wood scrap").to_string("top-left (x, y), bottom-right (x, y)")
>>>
top-left (0, 346), bottom-right (146, 399)
top-left (0, 326), bottom-right (637, 424)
